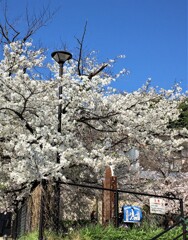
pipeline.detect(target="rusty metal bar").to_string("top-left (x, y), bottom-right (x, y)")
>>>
top-left (57, 180), bottom-right (180, 201)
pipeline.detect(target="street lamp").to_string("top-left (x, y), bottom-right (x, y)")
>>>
top-left (51, 51), bottom-right (72, 144)
top-left (51, 51), bottom-right (72, 64)
top-left (51, 50), bottom-right (72, 232)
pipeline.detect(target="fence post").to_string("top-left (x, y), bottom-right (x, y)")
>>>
top-left (114, 190), bottom-right (119, 228)
top-left (102, 166), bottom-right (112, 225)
top-left (180, 198), bottom-right (187, 240)
top-left (53, 180), bottom-right (60, 233)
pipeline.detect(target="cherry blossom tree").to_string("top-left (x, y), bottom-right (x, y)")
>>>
top-left (0, 38), bottom-right (188, 208)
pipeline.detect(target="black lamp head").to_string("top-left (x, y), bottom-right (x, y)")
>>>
top-left (51, 51), bottom-right (72, 64)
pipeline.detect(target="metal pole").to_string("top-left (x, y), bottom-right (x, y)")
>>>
top-left (54, 62), bottom-right (63, 232)
top-left (114, 190), bottom-right (119, 228)
top-left (57, 63), bottom-right (63, 140)
top-left (180, 199), bottom-right (187, 240)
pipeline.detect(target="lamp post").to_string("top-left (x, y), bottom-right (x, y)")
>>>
top-left (51, 51), bottom-right (72, 151)
top-left (51, 51), bottom-right (72, 231)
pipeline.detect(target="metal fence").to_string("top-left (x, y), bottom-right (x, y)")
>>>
top-left (12, 180), bottom-right (188, 240)
top-left (14, 202), bottom-right (27, 237)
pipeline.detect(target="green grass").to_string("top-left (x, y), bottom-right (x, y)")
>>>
top-left (18, 231), bottom-right (38, 240)
top-left (18, 230), bottom-right (63, 240)
top-left (64, 224), bottom-right (183, 240)
top-left (18, 224), bottom-right (184, 240)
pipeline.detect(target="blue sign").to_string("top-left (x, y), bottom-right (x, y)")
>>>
top-left (122, 206), bottom-right (142, 223)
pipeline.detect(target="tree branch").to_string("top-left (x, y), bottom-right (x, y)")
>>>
top-left (77, 119), bottom-right (116, 132)
top-left (75, 21), bottom-right (87, 76)
top-left (0, 107), bottom-right (34, 134)
top-left (88, 63), bottom-right (108, 80)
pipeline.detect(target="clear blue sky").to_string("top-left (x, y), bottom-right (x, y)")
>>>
top-left (1, 0), bottom-right (188, 92)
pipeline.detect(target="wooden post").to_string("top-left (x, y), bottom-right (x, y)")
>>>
top-left (102, 166), bottom-right (117, 225)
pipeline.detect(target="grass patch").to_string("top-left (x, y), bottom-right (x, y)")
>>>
top-left (18, 224), bottom-right (184, 240)
top-left (18, 230), bottom-right (63, 240)
top-left (64, 224), bottom-right (183, 240)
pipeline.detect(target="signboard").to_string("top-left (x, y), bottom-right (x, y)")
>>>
top-left (150, 198), bottom-right (166, 215)
top-left (122, 206), bottom-right (142, 223)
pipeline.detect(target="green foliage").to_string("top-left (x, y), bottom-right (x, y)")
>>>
top-left (64, 224), bottom-right (184, 240)
top-left (18, 231), bottom-right (38, 240)
top-left (18, 230), bottom-right (63, 240)
top-left (18, 224), bottom-right (184, 240)
top-left (169, 99), bottom-right (188, 129)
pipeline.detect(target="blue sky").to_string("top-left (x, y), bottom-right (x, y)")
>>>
top-left (1, 0), bottom-right (187, 92)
